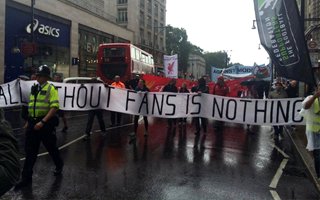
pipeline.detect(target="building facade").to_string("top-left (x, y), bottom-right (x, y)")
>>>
top-left (187, 54), bottom-right (206, 80)
top-left (1, 0), bottom-right (134, 82)
top-left (304, 0), bottom-right (320, 69)
top-left (109, 0), bottom-right (167, 72)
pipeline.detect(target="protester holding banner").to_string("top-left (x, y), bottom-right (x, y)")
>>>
top-left (84, 78), bottom-right (107, 141)
top-left (268, 81), bottom-right (288, 141)
top-left (126, 74), bottom-right (140, 90)
top-left (110, 75), bottom-right (126, 126)
top-left (191, 77), bottom-right (209, 149)
top-left (15, 65), bottom-right (64, 189)
top-left (212, 76), bottom-right (229, 129)
top-left (53, 73), bottom-right (68, 133)
top-left (129, 79), bottom-right (150, 145)
top-left (162, 79), bottom-right (178, 128)
top-left (300, 85), bottom-right (320, 179)
top-left (179, 82), bottom-right (189, 124)
top-left (213, 76), bottom-right (229, 96)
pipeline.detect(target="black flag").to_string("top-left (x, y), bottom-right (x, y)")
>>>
top-left (253, 0), bottom-right (316, 85)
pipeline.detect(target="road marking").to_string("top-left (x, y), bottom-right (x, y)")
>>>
top-left (20, 123), bottom-right (133, 161)
top-left (270, 190), bottom-right (281, 200)
top-left (271, 143), bottom-right (290, 158)
top-left (269, 158), bottom-right (289, 189)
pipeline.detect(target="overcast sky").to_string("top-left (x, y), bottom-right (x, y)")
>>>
top-left (166, 0), bottom-right (269, 66)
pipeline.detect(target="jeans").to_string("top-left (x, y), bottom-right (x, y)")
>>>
top-left (313, 149), bottom-right (320, 178)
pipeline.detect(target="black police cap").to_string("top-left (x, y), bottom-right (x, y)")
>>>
top-left (36, 65), bottom-right (51, 77)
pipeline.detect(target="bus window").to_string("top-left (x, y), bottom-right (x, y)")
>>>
top-left (135, 48), bottom-right (140, 60)
top-left (104, 48), bottom-right (125, 57)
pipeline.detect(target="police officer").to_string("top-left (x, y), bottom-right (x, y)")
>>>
top-left (15, 65), bottom-right (64, 189)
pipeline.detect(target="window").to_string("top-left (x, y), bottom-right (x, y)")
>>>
top-left (118, 9), bottom-right (128, 22)
top-left (117, 0), bottom-right (128, 4)
top-left (147, 16), bottom-right (152, 29)
top-left (140, 11), bottom-right (145, 26)
top-left (154, 4), bottom-right (159, 16)
top-left (147, 0), bottom-right (152, 13)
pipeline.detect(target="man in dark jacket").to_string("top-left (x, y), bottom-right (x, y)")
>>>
top-left (162, 79), bottom-right (178, 127)
top-left (0, 108), bottom-right (20, 196)
top-left (191, 78), bottom-right (209, 149)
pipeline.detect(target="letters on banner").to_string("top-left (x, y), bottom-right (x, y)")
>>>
top-left (0, 80), bottom-right (304, 125)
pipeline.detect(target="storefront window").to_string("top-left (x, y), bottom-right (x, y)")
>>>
top-left (78, 26), bottom-right (114, 77)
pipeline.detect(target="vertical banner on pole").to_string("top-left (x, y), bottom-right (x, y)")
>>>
top-left (253, 0), bottom-right (316, 85)
top-left (164, 54), bottom-right (178, 78)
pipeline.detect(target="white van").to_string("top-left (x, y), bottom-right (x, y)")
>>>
top-left (63, 77), bottom-right (104, 84)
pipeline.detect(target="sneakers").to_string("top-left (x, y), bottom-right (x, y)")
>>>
top-left (53, 168), bottom-right (63, 176)
top-left (14, 179), bottom-right (32, 190)
top-left (53, 163), bottom-right (64, 176)
top-left (62, 126), bottom-right (68, 133)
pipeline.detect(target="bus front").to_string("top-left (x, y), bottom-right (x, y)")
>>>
top-left (97, 43), bottom-right (131, 84)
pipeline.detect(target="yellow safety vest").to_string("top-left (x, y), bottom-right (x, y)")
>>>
top-left (28, 82), bottom-right (59, 118)
top-left (308, 98), bottom-right (320, 132)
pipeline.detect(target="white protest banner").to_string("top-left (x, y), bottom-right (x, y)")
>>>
top-left (211, 65), bottom-right (271, 82)
top-left (164, 54), bottom-right (178, 78)
top-left (0, 80), bottom-right (304, 125)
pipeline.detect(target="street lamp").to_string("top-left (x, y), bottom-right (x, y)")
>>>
top-left (31, 0), bottom-right (35, 67)
top-left (252, 20), bottom-right (257, 29)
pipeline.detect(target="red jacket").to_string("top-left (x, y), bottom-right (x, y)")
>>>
top-left (213, 84), bottom-right (229, 96)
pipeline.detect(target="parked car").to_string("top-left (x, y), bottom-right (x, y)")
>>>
top-left (63, 77), bottom-right (104, 84)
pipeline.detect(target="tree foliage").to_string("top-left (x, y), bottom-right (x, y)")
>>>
top-left (165, 25), bottom-right (240, 75)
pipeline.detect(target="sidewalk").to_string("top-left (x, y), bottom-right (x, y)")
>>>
top-left (285, 125), bottom-right (320, 192)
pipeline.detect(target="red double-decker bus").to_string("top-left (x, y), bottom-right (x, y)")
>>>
top-left (97, 43), bottom-right (154, 84)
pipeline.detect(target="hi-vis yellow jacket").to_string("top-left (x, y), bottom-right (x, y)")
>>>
top-left (28, 82), bottom-right (59, 118)
top-left (302, 97), bottom-right (320, 133)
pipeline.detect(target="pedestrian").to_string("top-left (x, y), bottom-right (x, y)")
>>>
top-left (126, 74), bottom-right (140, 90)
top-left (30, 73), bottom-right (37, 80)
top-left (300, 83), bottom-right (320, 179)
top-left (191, 77), bottom-right (209, 149)
top-left (84, 78), bottom-right (107, 140)
top-left (268, 81), bottom-right (288, 140)
top-left (110, 75), bottom-right (126, 126)
top-left (0, 108), bottom-right (20, 196)
top-left (15, 65), bottom-right (64, 189)
top-left (53, 73), bottom-right (68, 132)
top-left (129, 79), bottom-right (149, 144)
top-left (179, 82), bottom-right (189, 124)
top-left (285, 80), bottom-right (299, 98)
top-left (212, 76), bottom-right (229, 130)
top-left (162, 78), bottom-right (178, 127)
top-left (213, 75), bottom-right (229, 96)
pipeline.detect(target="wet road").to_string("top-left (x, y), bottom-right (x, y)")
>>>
top-left (1, 108), bottom-right (319, 200)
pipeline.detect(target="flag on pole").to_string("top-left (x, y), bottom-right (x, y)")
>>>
top-left (163, 54), bottom-right (178, 78)
top-left (253, 0), bottom-right (316, 85)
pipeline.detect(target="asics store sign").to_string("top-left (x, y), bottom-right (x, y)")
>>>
top-left (26, 19), bottom-right (60, 38)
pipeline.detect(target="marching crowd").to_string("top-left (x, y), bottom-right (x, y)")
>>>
top-left (3, 64), bottom-right (320, 197)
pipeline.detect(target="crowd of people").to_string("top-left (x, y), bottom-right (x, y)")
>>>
top-left (2, 65), bottom-right (316, 197)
